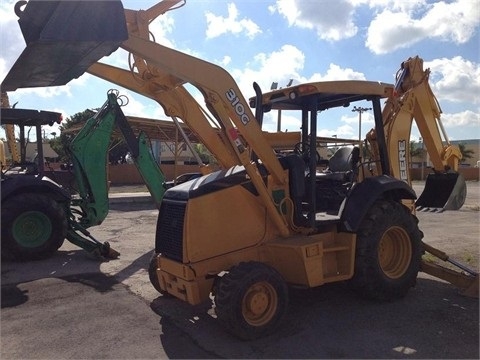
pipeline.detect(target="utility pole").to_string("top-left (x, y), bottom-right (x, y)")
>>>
top-left (419, 137), bottom-right (424, 181)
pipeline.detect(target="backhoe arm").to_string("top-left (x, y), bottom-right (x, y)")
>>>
top-left (69, 91), bottom-right (165, 229)
top-left (367, 56), bottom-right (466, 211)
top-left (386, 56), bottom-right (462, 172)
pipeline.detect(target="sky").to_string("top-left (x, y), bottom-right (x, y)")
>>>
top-left (1, 0), bottom-right (479, 144)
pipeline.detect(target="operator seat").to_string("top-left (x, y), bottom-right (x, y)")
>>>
top-left (319, 146), bottom-right (360, 182)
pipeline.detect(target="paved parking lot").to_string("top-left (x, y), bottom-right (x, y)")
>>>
top-left (1, 181), bottom-right (478, 359)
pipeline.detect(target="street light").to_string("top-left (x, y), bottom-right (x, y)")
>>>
top-left (352, 106), bottom-right (371, 153)
top-left (352, 106), bottom-right (371, 141)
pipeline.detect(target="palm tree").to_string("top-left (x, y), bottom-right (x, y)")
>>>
top-left (194, 143), bottom-right (217, 165)
top-left (457, 143), bottom-right (474, 161)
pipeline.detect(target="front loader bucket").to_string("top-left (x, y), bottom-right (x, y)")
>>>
top-left (416, 172), bottom-right (466, 211)
top-left (2, 0), bottom-right (128, 91)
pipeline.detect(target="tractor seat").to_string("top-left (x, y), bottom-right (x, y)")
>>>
top-left (317, 146), bottom-right (360, 182)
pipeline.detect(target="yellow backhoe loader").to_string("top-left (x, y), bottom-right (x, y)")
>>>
top-left (2, 0), bottom-right (477, 340)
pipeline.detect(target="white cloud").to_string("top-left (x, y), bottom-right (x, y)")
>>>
top-left (148, 11), bottom-right (177, 49)
top-left (272, 0), bottom-right (357, 41)
top-left (227, 45), bottom-right (368, 134)
top-left (230, 44), bottom-right (305, 97)
top-left (262, 111), bottom-right (301, 133)
top-left (205, 3), bottom-right (261, 40)
top-left (351, 0), bottom-right (427, 13)
top-left (441, 110), bottom-right (480, 131)
top-left (425, 56), bottom-right (480, 105)
top-left (366, 0), bottom-right (480, 54)
top-left (308, 63), bottom-right (366, 82)
top-left (122, 91), bottom-right (148, 117)
top-left (221, 56), bottom-right (232, 67)
top-left (10, 85), bottom-right (73, 100)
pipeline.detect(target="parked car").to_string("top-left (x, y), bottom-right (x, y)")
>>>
top-left (163, 172), bottom-right (202, 189)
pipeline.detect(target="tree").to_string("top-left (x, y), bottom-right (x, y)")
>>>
top-left (194, 143), bottom-right (216, 165)
top-left (49, 109), bottom-right (95, 162)
top-left (409, 140), bottom-right (424, 167)
top-left (409, 140), bottom-right (423, 158)
top-left (458, 143), bottom-right (474, 161)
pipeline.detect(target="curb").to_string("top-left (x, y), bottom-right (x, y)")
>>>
top-left (108, 192), bottom-right (153, 204)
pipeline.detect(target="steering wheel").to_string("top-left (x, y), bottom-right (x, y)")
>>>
top-left (294, 142), bottom-right (320, 164)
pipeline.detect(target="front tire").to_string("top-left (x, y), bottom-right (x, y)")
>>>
top-left (148, 252), bottom-right (170, 296)
top-left (351, 200), bottom-right (423, 301)
top-left (2, 193), bottom-right (67, 261)
top-left (215, 261), bottom-right (288, 340)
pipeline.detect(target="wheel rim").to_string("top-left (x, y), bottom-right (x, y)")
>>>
top-left (12, 211), bottom-right (52, 248)
top-left (378, 226), bottom-right (412, 279)
top-left (242, 281), bottom-right (278, 326)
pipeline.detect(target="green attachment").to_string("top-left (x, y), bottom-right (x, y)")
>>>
top-left (105, 91), bottom-right (166, 208)
top-left (63, 91), bottom-right (166, 259)
top-left (68, 91), bottom-right (167, 228)
top-left (65, 91), bottom-right (165, 252)
top-left (68, 98), bottom-right (116, 228)
top-left (131, 131), bottom-right (166, 208)
top-left (66, 212), bottom-right (119, 260)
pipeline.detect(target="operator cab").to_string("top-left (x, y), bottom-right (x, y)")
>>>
top-left (0, 108), bottom-right (62, 176)
top-left (250, 80), bottom-right (393, 228)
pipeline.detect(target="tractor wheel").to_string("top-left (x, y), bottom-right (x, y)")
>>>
top-left (1, 193), bottom-right (67, 261)
top-left (214, 261), bottom-right (288, 340)
top-left (351, 199), bottom-right (423, 301)
top-left (148, 252), bottom-right (170, 296)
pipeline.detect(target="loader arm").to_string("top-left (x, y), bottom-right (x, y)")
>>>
top-left (88, 3), bottom-right (293, 237)
top-left (86, 62), bottom-right (238, 169)
top-left (117, 36), bottom-right (291, 236)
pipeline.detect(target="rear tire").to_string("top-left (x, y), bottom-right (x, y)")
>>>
top-left (215, 261), bottom-right (288, 340)
top-left (351, 200), bottom-right (423, 301)
top-left (2, 193), bottom-right (67, 261)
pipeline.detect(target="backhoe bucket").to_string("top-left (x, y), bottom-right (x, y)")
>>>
top-left (2, 0), bottom-right (128, 91)
top-left (416, 172), bottom-right (466, 211)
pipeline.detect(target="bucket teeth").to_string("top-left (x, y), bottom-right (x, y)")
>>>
top-left (416, 172), bottom-right (466, 211)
